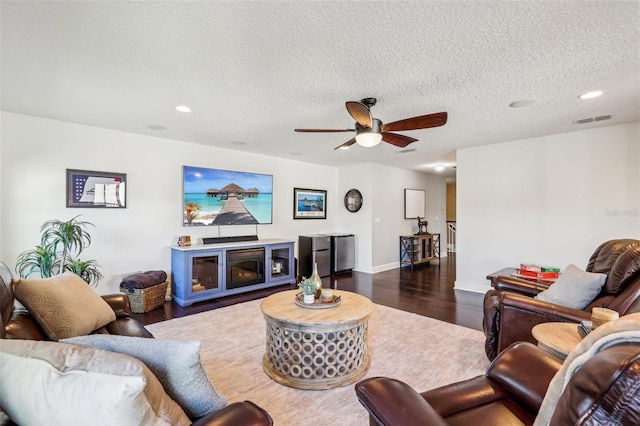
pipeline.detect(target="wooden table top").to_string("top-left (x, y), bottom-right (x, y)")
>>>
top-left (532, 322), bottom-right (583, 359)
top-left (260, 290), bottom-right (373, 327)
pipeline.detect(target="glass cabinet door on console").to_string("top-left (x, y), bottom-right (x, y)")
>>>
top-left (192, 254), bottom-right (222, 294)
top-left (268, 244), bottom-right (293, 284)
top-left (171, 249), bottom-right (224, 306)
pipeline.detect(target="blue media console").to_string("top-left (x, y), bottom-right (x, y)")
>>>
top-left (171, 239), bottom-right (295, 306)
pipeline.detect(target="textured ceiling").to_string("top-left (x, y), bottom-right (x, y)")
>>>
top-left (2, 1), bottom-right (639, 176)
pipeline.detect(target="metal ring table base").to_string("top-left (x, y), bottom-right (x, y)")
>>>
top-left (262, 321), bottom-right (370, 390)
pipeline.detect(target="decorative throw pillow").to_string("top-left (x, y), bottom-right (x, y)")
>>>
top-left (62, 334), bottom-right (227, 418)
top-left (535, 264), bottom-right (607, 310)
top-left (0, 339), bottom-right (190, 425)
top-left (12, 272), bottom-right (116, 340)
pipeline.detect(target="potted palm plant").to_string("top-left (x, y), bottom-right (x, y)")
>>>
top-left (15, 215), bottom-right (103, 286)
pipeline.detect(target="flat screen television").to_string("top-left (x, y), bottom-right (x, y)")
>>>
top-left (183, 165), bottom-right (273, 226)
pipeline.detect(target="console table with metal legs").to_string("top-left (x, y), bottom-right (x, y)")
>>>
top-left (399, 233), bottom-right (440, 269)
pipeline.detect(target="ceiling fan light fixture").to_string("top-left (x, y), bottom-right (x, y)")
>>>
top-left (355, 132), bottom-right (382, 147)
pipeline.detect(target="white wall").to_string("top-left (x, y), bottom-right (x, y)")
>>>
top-left (370, 164), bottom-right (447, 272)
top-left (337, 164), bottom-right (374, 272)
top-left (335, 163), bottom-right (448, 274)
top-left (1, 112), bottom-right (449, 294)
top-left (455, 122), bottom-right (640, 293)
top-left (0, 112), bottom-right (340, 293)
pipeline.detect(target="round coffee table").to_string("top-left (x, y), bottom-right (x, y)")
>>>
top-left (260, 289), bottom-right (373, 390)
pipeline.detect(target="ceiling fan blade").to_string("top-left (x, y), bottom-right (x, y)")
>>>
top-left (345, 101), bottom-right (373, 128)
top-left (381, 112), bottom-right (448, 132)
top-left (334, 138), bottom-right (357, 150)
top-left (381, 132), bottom-right (418, 148)
top-left (295, 128), bottom-right (354, 133)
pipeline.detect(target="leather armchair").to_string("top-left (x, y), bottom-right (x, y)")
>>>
top-left (0, 261), bottom-right (152, 340)
top-left (1, 261), bottom-right (273, 426)
top-left (355, 341), bottom-right (640, 426)
top-left (483, 239), bottom-right (640, 360)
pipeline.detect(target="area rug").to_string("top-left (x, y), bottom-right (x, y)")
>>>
top-left (147, 299), bottom-right (489, 425)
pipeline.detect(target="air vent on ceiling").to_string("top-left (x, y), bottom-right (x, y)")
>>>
top-left (397, 148), bottom-right (417, 154)
top-left (575, 114), bottom-right (612, 125)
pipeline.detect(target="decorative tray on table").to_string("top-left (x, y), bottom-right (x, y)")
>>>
top-left (294, 292), bottom-right (342, 309)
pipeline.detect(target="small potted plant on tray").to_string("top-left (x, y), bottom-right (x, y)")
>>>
top-left (298, 277), bottom-right (316, 304)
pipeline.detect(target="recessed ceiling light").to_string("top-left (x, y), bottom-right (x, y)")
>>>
top-left (175, 105), bottom-right (191, 112)
top-left (397, 148), bottom-right (417, 154)
top-left (232, 141), bottom-right (247, 146)
top-left (434, 164), bottom-right (445, 172)
top-left (147, 125), bottom-right (166, 131)
top-left (509, 99), bottom-right (535, 108)
top-left (579, 90), bottom-right (603, 100)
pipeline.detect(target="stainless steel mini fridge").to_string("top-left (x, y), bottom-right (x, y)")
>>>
top-left (298, 234), bottom-right (331, 278)
top-left (325, 233), bottom-right (355, 274)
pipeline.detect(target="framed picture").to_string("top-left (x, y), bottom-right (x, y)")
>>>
top-left (66, 169), bottom-right (126, 208)
top-left (404, 188), bottom-right (425, 219)
top-left (183, 165), bottom-right (273, 226)
top-left (293, 188), bottom-right (327, 219)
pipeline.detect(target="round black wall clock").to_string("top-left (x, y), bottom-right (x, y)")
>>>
top-left (344, 189), bottom-right (363, 213)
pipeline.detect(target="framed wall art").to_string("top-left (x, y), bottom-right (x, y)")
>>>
top-left (404, 188), bottom-right (425, 219)
top-left (66, 169), bottom-right (126, 208)
top-left (183, 165), bottom-right (273, 226)
top-left (293, 188), bottom-right (327, 219)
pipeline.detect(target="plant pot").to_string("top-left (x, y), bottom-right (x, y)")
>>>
top-left (303, 294), bottom-right (315, 304)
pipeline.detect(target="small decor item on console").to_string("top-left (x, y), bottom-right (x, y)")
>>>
top-left (177, 236), bottom-right (191, 247)
top-left (416, 217), bottom-right (429, 235)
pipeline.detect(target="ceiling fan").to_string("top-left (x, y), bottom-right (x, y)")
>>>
top-left (294, 98), bottom-right (447, 150)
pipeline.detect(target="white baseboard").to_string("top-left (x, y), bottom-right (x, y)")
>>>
top-left (358, 254), bottom-right (450, 274)
top-left (370, 262), bottom-right (400, 274)
top-left (454, 280), bottom-right (491, 294)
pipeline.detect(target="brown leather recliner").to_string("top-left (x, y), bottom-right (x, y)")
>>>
top-left (0, 262), bottom-right (273, 426)
top-left (355, 341), bottom-right (640, 426)
top-left (0, 261), bottom-right (153, 340)
top-left (483, 239), bottom-right (640, 360)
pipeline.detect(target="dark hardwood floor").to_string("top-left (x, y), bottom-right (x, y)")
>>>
top-left (136, 253), bottom-right (485, 331)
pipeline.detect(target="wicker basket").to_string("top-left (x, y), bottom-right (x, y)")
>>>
top-left (120, 281), bottom-right (168, 313)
